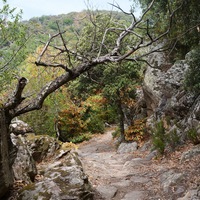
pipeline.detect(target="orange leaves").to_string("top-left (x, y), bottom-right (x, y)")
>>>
top-left (125, 118), bottom-right (147, 144)
top-left (57, 94), bottom-right (106, 140)
top-left (81, 95), bottom-right (107, 111)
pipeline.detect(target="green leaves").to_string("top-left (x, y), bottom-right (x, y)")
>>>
top-left (138, 0), bottom-right (200, 60)
top-left (184, 47), bottom-right (200, 94)
top-left (0, 0), bottom-right (28, 91)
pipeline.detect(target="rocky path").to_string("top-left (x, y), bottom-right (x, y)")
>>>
top-left (78, 128), bottom-right (200, 200)
top-left (78, 129), bottom-right (161, 200)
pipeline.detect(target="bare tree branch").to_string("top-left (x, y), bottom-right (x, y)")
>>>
top-left (4, 77), bottom-right (27, 111)
top-left (5, 0), bottom-right (184, 118)
top-left (13, 60), bottom-right (103, 116)
top-left (56, 21), bottom-right (73, 68)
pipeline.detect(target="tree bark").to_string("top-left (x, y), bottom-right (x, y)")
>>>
top-left (116, 91), bottom-right (125, 143)
top-left (0, 109), bottom-right (16, 198)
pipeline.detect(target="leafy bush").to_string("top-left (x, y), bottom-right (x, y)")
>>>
top-left (152, 121), bottom-right (166, 155)
top-left (125, 118), bottom-right (147, 143)
top-left (81, 95), bottom-right (107, 133)
top-left (69, 133), bottom-right (92, 143)
top-left (187, 127), bottom-right (200, 145)
top-left (112, 128), bottom-right (120, 139)
top-left (20, 105), bottom-right (55, 136)
top-left (57, 103), bottom-right (86, 141)
top-left (166, 128), bottom-right (180, 150)
top-left (85, 116), bottom-right (105, 134)
top-left (184, 47), bottom-right (200, 94)
top-left (57, 94), bottom-right (107, 142)
top-left (152, 121), bottom-right (181, 155)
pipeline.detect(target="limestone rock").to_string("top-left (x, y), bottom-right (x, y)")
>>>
top-left (160, 170), bottom-right (184, 193)
top-left (142, 49), bottom-right (200, 149)
top-left (18, 152), bottom-right (94, 200)
top-left (180, 144), bottom-right (200, 162)
top-left (24, 134), bottom-right (61, 162)
top-left (117, 142), bottom-right (138, 154)
top-left (11, 134), bottom-right (37, 183)
top-left (96, 185), bottom-right (117, 199)
top-left (177, 189), bottom-right (200, 200)
top-left (121, 190), bottom-right (146, 200)
top-left (143, 60), bottom-right (189, 116)
top-left (10, 119), bottom-right (33, 135)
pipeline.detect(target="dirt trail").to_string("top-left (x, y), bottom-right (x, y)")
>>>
top-left (78, 128), bottom-right (200, 200)
top-left (77, 128), bottom-right (162, 200)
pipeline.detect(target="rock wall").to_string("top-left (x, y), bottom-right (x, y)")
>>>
top-left (8, 130), bottom-right (93, 199)
top-left (11, 134), bottom-right (37, 183)
top-left (143, 50), bottom-right (200, 139)
top-left (18, 152), bottom-right (93, 200)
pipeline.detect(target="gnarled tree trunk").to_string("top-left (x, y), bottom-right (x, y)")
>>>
top-left (0, 109), bottom-right (16, 198)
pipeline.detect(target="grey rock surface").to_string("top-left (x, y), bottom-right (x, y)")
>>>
top-left (24, 133), bottom-right (61, 162)
top-left (18, 152), bottom-right (93, 200)
top-left (180, 144), bottom-right (200, 162)
top-left (117, 142), bottom-right (138, 154)
top-left (11, 134), bottom-right (37, 183)
top-left (96, 185), bottom-right (118, 199)
top-left (160, 170), bottom-right (184, 193)
top-left (121, 191), bottom-right (146, 200)
top-left (10, 119), bottom-right (33, 135)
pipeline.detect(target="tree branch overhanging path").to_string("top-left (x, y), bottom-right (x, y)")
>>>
top-left (4, 0), bottom-right (182, 119)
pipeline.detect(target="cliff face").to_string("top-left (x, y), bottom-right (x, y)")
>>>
top-left (143, 50), bottom-right (200, 141)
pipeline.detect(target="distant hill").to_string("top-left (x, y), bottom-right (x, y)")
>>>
top-left (24, 10), bottom-right (132, 48)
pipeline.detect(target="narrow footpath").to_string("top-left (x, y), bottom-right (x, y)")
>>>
top-left (78, 129), bottom-right (161, 200)
top-left (78, 128), bottom-right (200, 200)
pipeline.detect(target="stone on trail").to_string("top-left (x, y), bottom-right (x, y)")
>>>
top-left (180, 144), bottom-right (200, 162)
top-left (96, 185), bottom-right (118, 199)
top-left (117, 142), bottom-right (138, 154)
top-left (121, 190), bottom-right (146, 200)
top-left (160, 170), bottom-right (184, 193)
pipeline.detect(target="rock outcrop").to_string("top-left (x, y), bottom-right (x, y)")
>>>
top-left (141, 50), bottom-right (200, 199)
top-left (11, 134), bottom-right (37, 183)
top-left (143, 50), bottom-right (200, 140)
top-left (0, 120), bottom-right (94, 199)
top-left (19, 152), bottom-right (93, 200)
top-left (24, 133), bottom-right (61, 162)
top-left (10, 119), bottom-right (33, 135)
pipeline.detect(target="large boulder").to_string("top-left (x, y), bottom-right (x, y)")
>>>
top-left (142, 50), bottom-right (200, 139)
top-left (18, 152), bottom-right (94, 200)
top-left (10, 119), bottom-right (33, 135)
top-left (11, 134), bottom-right (37, 183)
top-left (143, 59), bottom-right (189, 116)
top-left (24, 134), bottom-right (61, 162)
top-left (7, 124), bottom-right (94, 199)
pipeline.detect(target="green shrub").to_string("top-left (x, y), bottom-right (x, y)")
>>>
top-left (184, 47), bottom-right (200, 94)
top-left (69, 134), bottom-right (92, 143)
top-left (152, 121), bottom-right (166, 155)
top-left (187, 127), bottom-right (200, 145)
top-left (166, 128), bottom-right (180, 150)
top-left (112, 128), bottom-right (120, 139)
top-left (152, 121), bottom-right (182, 154)
top-left (86, 116), bottom-right (105, 134)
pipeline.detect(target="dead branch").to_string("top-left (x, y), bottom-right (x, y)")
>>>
top-left (4, 77), bottom-right (27, 111)
top-left (9, 0), bottom-right (183, 118)
top-left (56, 22), bottom-right (73, 68)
